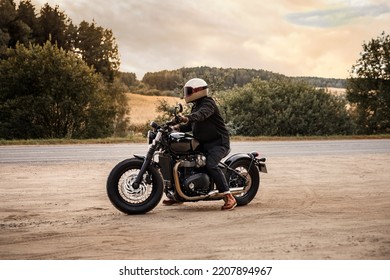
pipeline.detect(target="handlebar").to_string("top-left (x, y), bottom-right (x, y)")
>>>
top-left (150, 102), bottom-right (184, 132)
top-left (150, 119), bottom-right (177, 133)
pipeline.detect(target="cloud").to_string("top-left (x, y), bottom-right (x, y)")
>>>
top-left (285, 3), bottom-right (390, 28)
top-left (19, 0), bottom-right (390, 79)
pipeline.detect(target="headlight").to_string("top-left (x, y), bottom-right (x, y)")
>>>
top-left (147, 130), bottom-right (156, 144)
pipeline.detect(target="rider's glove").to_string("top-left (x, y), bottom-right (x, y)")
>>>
top-left (178, 115), bottom-right (189, 124)
top-left (171, 124), bottom-right (180, 131)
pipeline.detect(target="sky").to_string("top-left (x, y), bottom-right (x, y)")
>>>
top-left (26, 0), bottom-right (390, 80)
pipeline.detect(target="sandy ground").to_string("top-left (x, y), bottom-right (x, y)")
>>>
top-left (0, 153), bottom-right (389, 260)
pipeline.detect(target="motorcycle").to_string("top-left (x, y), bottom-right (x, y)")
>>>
top-left (106, 104), bottom-right (267, 214)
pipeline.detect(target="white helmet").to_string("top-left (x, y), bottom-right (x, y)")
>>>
top-left (183, 78), bottom-right (209, 103)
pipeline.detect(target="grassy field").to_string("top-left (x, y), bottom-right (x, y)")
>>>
top-left (126, 93), bottom-right (182, 124)
top-left (126, 89), bottom-right (346, 124)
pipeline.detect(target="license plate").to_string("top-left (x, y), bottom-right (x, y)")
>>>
top-left (259, 163), bottom-right (267, 173)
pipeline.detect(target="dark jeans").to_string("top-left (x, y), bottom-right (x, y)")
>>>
top-left (205, 145), bottom-right (230, 193)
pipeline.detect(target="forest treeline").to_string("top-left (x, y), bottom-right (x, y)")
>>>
top-left (120, 67), bottom-right (346, 97)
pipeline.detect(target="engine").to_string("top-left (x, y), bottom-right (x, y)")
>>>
top-left (177, 154), bottom-right (212, 196)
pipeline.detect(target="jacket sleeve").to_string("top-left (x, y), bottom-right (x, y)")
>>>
top-left (187, 99), bottom-right (215, 122)
top-left (179, 122), bottom-right (192, 132)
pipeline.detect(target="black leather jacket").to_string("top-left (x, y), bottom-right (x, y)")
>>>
top-left (179, 97), bottom-right (230, 150)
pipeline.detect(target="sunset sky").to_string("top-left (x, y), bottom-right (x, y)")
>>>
top-left (27, 0), bottom-right (390, 80)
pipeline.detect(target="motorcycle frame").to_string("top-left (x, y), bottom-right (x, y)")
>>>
top-left (132, 127), bottom-right (266, 202)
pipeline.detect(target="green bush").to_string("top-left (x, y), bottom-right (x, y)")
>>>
top-left (218, 78), bottom-right (356, 136)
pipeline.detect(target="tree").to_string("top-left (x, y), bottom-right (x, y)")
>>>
top-left (74, 21), bottom-right (120, 81)
top-left (219, 78), bottom-right (355, 136)
top-left (36, 3), bottom-right (73, 51)
top-left (0, 0), bottom-right (16, 28)
top-left (347, 32), bottom-right (390, 134)
top-left (0, 41), bottom-right (128, 139)
top-left (0, 0), bottom-right (14, 52)
top-left (0, 0), bottom-right (31, 50)
top-left (16, 0), bottom-right (40, 44)
top-left (119, 72), bottom-right (140, 92)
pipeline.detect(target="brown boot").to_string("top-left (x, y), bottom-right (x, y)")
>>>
top-left (221, 193), bottom-right (237, 211)
top-left (162, 199), bottom-right (183, 206)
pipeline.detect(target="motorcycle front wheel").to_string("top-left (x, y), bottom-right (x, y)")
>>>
top-left (106, 158), bottom-right (164, 214)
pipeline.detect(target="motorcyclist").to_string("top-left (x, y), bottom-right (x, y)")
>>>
top-left (163, 78), bottom-right (237, 211)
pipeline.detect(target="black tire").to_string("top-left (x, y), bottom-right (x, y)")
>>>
top-left (228, 159), bottom-right (260, 206)
top-left (106, 158), bottom-right (164, 214)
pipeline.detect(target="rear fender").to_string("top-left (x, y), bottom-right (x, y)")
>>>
top-left (223, 152), bottom-right (267, 173)
top-left (223, 153), bottom-right (253, 167)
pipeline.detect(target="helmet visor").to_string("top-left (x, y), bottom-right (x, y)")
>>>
top-left (184, 86), bottom-right (208, 96)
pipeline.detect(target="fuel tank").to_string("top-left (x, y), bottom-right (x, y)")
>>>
top-left (168, 132), bottom-right (200, 154)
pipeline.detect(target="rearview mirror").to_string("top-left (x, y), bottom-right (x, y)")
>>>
top-left (175, 103), bottom-right (183, 114)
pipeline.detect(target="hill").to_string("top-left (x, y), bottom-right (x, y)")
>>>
top-left (123, 66), bottom-right (346, 91)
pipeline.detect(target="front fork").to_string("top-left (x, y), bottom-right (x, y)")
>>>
top-left (132, 131), bottom-right (162, 189)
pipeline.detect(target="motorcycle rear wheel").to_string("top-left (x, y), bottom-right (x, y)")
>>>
top-left (106, 158), bottom-right (163, 214)
top-left (228, 159), bottom-right (260, 206)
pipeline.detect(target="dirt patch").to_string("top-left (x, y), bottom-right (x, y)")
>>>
top-left (0, 154), bottom-right (389, 260)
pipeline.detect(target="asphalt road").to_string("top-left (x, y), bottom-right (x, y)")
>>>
top-left (0, 139), bottom-right (389, 163)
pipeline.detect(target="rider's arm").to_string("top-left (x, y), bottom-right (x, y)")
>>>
top-left (187, 99), bottom-right (215, 122)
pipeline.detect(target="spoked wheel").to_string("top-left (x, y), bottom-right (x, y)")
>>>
top-left (228, 159), bottom-right (260, 206)
top-left (106, 158), bottom-right (163, 214)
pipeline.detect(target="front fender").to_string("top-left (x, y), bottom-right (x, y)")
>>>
top-left (134, 154), bottom-right (161, 169)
